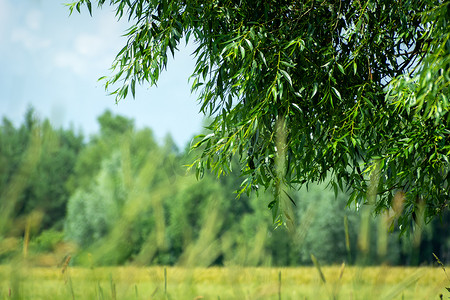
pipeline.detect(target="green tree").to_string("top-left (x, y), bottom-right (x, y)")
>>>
top-left (294, 184), bottom-right (360, 265)
top-left (65, 151), bottom-right (126, 247)
top-left (0, 109), bottom-right (83, 233)
top-left (68, 0), bottom-right (449, 231)
top-left (66, 110), bottom-right (155, 192)
top-left (65, 112), bottom-right (182, 265)
top-left (26, 120), bottom-right (84, 229)
top-left (0, 110), bottom-right (40, 235)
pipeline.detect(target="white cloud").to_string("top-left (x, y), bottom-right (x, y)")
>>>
top-left (10, 8), bottom-right (50, 51)
top-left (26, 10), bottom-right (42, 31)
top-left (54, 51), bottom-right (87, 75)
top-left (0, 0), bottom-right (7, 20)
top-left (0, 0), bottom-right (11, 40)
top-left (49, 9), bottom-right (130, 80)
top-left (54, 32), bottom-right (114, 77)
top-left (75, 34), bottom-right (105, 57)
top-left (11, 27), bottom-right (51, 50)
top-left (54, 16), bottom-right (126, 77)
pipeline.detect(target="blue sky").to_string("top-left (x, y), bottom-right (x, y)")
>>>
top-left (0, 0), bottom-right (204, 147)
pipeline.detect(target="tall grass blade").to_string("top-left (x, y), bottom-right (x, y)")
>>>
top-left (433, 253), bottom-right (450, 281)
top-left (278, 270), bottom-right (282, 300)
top-left (344, 216), bottom-right (351, 263)
top-left (110, 274), bottom-right (116, 300)
top-left (381, 270), bottom-right (421, 300)
top-left (164, 267), bottom-right (167, 295)
top-left (97, 282), bottom-right (104, 300)
top-left (377, 213), bottom-right (388, 262)
top-left (331, 262), bottom-right (346, 300)
top-left (433, 253), bottom-right (450, 295)
top-left (61, 255), bottom-right (72, 274)
top-left (67, 276), bottom-right (75, 300)
top-left (311, 254), bottom-right (326, 284)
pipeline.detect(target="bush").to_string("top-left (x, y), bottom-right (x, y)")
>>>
top-left (32, 229), bottom-right (64, 252)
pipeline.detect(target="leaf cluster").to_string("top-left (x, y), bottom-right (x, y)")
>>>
top-left (68, 0), bottom-right (450, 232)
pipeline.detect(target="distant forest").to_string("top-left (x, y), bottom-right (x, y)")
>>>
top-left (0, 108), bottom-right (448, 266)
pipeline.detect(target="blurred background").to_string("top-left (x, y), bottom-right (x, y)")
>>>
top-left (0, 0), bottom-right (449, 268)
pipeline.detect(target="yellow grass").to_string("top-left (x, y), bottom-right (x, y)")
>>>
top-left (0, 264), bottom-right (447, 299)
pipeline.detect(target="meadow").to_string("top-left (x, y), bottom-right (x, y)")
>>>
top-left (0, 264), bottom-right (447, 299)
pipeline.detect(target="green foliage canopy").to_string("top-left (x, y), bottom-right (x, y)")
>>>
top-left (0, 109), bottom-right (83, 232)
top-left (68, 0), bottom-right (450, 231)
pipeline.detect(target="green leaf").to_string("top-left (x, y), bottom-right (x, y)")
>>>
top-left (239, 45), bottom-right (245, 58)
top-left (268, 200), bottom-right (276, 209)
top-left (86, 1), bottom-right (92, 16)
top-left (271, 200), bottom-right (279, 223)
top-left (337, 63), bottom-right (345, 75)
top-left (331, 87), bottom-right (342, 101)
top-left (311, 83), bottom-right (318, 98)
top-left (291, 103), bottom-right (302, 113)
top-left (86, 0), bottom-right (92, 17)
top-left (259, 51), bottom-right (267, 66)
top-left (280, 70), bottom-right (293, 87)
top-left (122, 86), bottom-right (128, 98)
top-left (347, 190), bottom-right (358, 206)
top-left (281, 61), bottom-right (295, 68)
top-left (244, 39), bottom-right (253, 51)
top-left (363, 97), bottom-right (375, 109)
top-left (131, 79), bottom-right (136, 98)
top-left (283, 190), bottom-right (296, 206)
top-left (271, 85), bottom-right (278, 100)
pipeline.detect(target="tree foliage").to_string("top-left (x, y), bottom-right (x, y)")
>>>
top-left (68, 0), bottom-right (450, 231)
top-left (0, 109), bottom-right (83, 232)
top-left (65, 151), bottom-right (126, 247)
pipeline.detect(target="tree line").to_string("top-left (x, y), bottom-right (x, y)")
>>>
top-left (0, 109), bottom-right (448, 266)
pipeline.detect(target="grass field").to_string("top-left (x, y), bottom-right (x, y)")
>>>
top-left (0, 264), bottom-right (448, 299)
